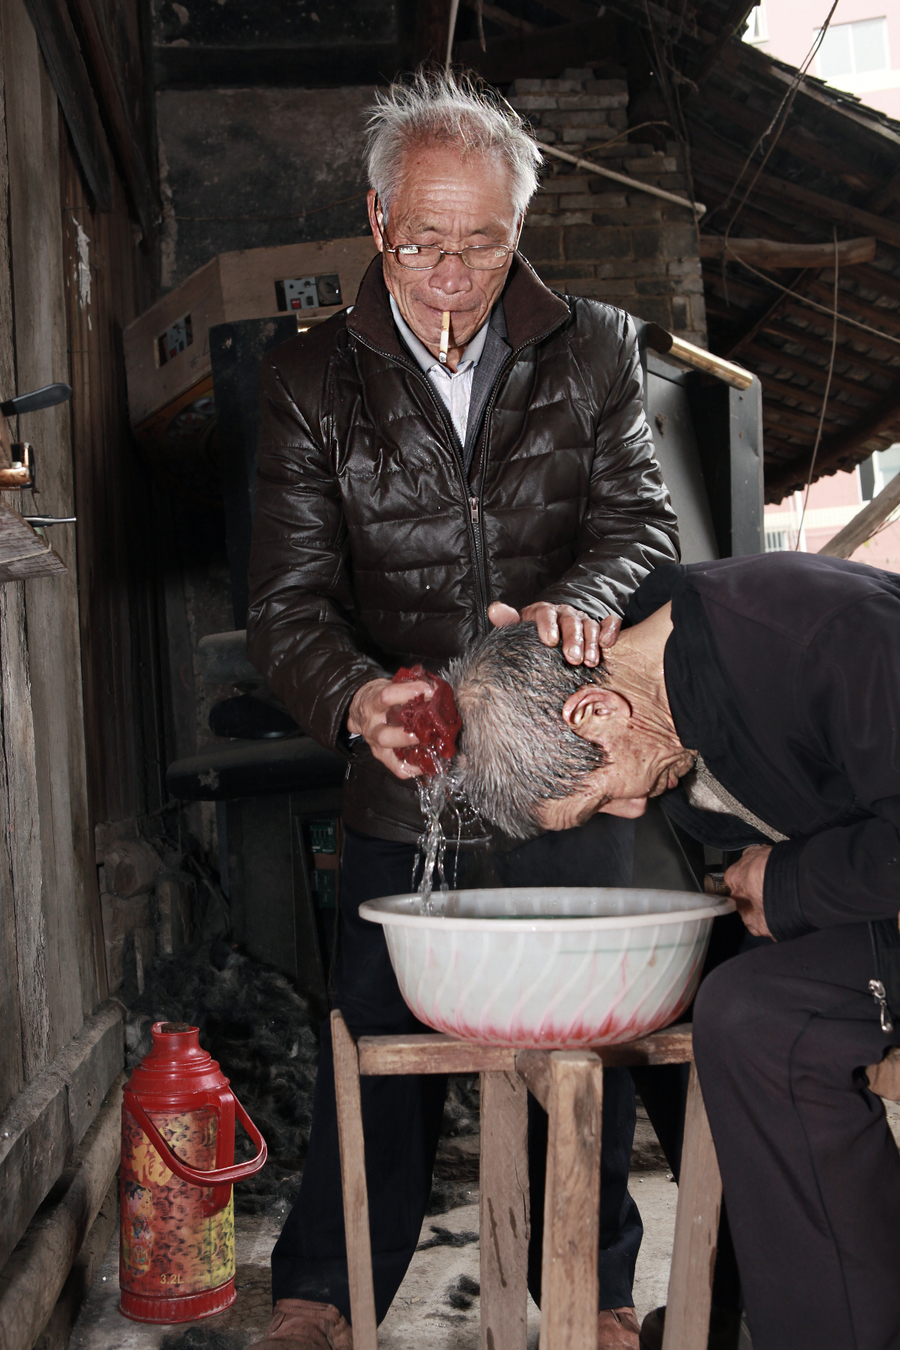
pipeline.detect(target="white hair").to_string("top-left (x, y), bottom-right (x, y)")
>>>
top-left (364, 68), bottom-right (542, 221)
top-left (447, 624), bottom-right (609, 840)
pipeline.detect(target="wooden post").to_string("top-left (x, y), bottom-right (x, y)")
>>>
top-left (662, 1064), bottom-right (722, 1350)
top-left (480, 1071), bottom-right (530, 1350)
top-left (331, 1011), bottom-right (378, 1350)
top-left (539, 1051), bottom-right (604, 1350)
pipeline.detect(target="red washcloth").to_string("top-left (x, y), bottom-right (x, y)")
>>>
top-left (386, 664), bottom-right (462, 775)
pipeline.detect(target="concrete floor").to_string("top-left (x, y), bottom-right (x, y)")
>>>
top-left (71, 1101), bottom-right (900, 1349)
top-left (69, 1180), bottom-right (677, 1350)
top-left (69, 1104), bottom-right (677, 1350)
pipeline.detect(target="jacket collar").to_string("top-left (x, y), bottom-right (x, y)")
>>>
top-left (346, 252), bottom-right (570, 358)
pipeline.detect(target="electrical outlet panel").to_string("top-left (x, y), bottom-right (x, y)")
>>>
top-left (157, 314), bottom-right (193, 366)
top-left (275, 274), bottom-right (343, 313)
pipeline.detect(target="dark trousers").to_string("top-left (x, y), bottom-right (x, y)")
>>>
top-left (692, 924), bottom-right (900, 1350)
top-left (272, 815), bottom-right (641, 1322)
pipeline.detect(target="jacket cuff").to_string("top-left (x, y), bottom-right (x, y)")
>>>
top-left (763, 838), bottom-right (815, 940)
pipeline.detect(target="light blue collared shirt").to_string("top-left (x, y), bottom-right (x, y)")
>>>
top-left (389, 295), bottom-right (490, 446)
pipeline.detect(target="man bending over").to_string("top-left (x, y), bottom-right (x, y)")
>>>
top-left (450, 551), bottom-right (900, 1350)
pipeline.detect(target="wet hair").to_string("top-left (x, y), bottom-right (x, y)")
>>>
top-left (364, 68), bottom-right (542, 222)
top-left (446, 623), bottom-right (609, 840)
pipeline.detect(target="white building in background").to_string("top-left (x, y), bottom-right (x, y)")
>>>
top-left (744, 0), bottom-right (900, 120)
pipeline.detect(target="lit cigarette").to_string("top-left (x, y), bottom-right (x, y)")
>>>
top-left (439, 311), bottom-right (450, 365)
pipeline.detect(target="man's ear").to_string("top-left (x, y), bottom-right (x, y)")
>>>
top-left (561, 686), bottom-right (630, 743)
top-left (367, 189), bottom-right (384, 250)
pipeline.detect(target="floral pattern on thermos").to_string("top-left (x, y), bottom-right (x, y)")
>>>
top-left (120, 1106), bottom-right (235, 1296)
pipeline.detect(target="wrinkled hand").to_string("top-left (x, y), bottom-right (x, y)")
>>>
top-left (724, 845), bottom-right (773, 938)
top-left (488, 601), bottom-right (620, 667)
top-left (346, 677), bottom-right (433, 780)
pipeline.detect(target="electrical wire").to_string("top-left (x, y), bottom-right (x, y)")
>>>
top-left (795, 228), bottom-right (840, 546)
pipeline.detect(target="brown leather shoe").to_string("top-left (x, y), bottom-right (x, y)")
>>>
top-left (598, 1306), bottom-right (641, 1349)
top-left (249, 1299), bottom-right (353, 1350)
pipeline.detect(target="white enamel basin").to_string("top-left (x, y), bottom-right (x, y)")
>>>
top-left (360, 887), bottom-right (732, 1048)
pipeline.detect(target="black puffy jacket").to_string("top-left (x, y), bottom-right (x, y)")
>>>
top-left (247, 254), bottom-right (679, 841)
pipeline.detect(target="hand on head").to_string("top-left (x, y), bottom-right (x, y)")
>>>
top-left (487, 600), bottom-right (620, 666)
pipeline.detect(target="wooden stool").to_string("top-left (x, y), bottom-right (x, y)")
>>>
top-left (332, 1010), bottom-right (722, 1350)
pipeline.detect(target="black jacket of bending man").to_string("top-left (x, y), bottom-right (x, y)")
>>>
top-left (628, 551), bottom-right (900, 1004)
top-left (246, 254), bottom-right (679, 843)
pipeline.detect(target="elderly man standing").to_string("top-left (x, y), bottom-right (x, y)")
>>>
top-left (451, 551), bottom-right (900, 1350)
top-left (246, 70), bottom-right (678, 1350)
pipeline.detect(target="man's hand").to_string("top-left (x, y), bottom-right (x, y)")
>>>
top-left (724, 845), bottom-right (773, 938)
top-left (346, 677), bottom-right (433, 780)
top-left (488, 600), bottom-right (620, 666)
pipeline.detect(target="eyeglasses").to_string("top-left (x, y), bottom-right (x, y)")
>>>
top-left (384, 243), bottom-right (515, 271)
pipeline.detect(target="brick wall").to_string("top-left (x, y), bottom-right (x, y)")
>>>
top-left (511, 69), bottom-right (707, 346)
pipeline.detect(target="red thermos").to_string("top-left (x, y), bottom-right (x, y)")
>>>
top-left (119, 1021), bottom-right (267, 1322)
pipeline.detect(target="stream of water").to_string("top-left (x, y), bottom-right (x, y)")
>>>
top-left (413, 767), bottom-right (449, 913)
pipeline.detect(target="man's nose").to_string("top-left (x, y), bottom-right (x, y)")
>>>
top-left (428, 253), bottom-right (472, 295)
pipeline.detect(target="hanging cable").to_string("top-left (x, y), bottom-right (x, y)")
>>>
top-left (795, 228), bottom-right (840, 547)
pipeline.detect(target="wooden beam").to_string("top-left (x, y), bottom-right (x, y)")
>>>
top-left (454, 16), bottom-right (618, 84)
top-left (722, 270), bottom-right (813, 359)
top-left (0, 1074), bottom-right (123, 1350)
top-left (660, 1066), bottom-right (722, 1350)
top-left (0, 1003), bottom-right (122, 1271)
top-left (768, 384), bottom-right (900, 496)
top-left (690, 144), bottom-right (900, 252)
top-left (359, 1034), bottom-right (517, 1076)
top-left (817, 469), bottom-right (900, 559)
top-left (414, 0), bottom-right (455, 65)
top-left (691, 90), bottom-right (880, 190)
top-left (480, 1071), bottom-right (529, 1350)
top-left (332, 1013), bottom-right (378, 1350)
top-left (19, 0), bottom-right (112, 210)
top-left (692, 0), bottom-right (756, 84)
top-left (539, 1053), bottom-right (603, 1350)
top-left (461, 0), bottom-right (538, 34)
top-left (66, 0), bottom-right (159, 239)
top-left (699, 236), bottom-right (876, 270)
top-left (717, 40), bottom-right (900, 151)
top-left (742, 338), bottom-right (879, 401)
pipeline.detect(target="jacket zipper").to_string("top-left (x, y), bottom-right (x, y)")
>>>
top-left (355, 312), bottom-right (569, 633)
top-left (868, 920), bottom-right (895, 1033)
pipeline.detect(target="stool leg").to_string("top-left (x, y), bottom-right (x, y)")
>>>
top-left (331, 1009), bottom-right (378, 1350)
top-left (480, 1070), bottom-right (530, 1350)
top-left (539, 1051), bottom-right (604, 1350)
top-left (662, 1063), bottom-right (722, 1350)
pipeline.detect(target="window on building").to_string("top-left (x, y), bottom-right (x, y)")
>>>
top-left (765, 529), bottom-right (793, 552)
top-left (817, 18), bottom-right (890, 81)
top-left (744, 4), bottom-right (768, 44)
top-left (859, 444), bottom-right (900, 500)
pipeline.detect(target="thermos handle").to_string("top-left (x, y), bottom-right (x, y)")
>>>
top-left (124, 1090), bottom-right (268, 1186)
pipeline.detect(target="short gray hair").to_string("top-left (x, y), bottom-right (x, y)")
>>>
top-left (446, 624), bottom-right (608, 840)
top-left (364, 68), bottom-right (542, 221)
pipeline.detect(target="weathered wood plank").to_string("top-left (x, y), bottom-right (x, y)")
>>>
top-left (662, 1064), bottom-right (722, 1350)
top-left (515, 1050), bottom-right (551, 1113)
top-left (0, 1003), bottom-right (122, 1271)
top-left (480, 1071), bottom-right (529, 1350)
top-left (539, 1052), bottom-right (603, 1350)
top-left (19, 0), bottom-right (112, 210)
top-left (0, 505), bottom-right (67, 578)
top-left (5, 0), bottom-right (102, 1044)
top-left (358, 1027), bottom-right (696, 1076)
top-left (0, 1072), bottom-right (123, 1350)
top-left (332, 1012), bottom-right (378, 1350)
top-left (33, 1177), bottom-right (118, 1350)
top-left (0, 579), bottom-right (50, 1080)
top-left (0, 13), bottom-right (25, 1121)
top-left (358, 1035), bottom-right (518, 1076)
